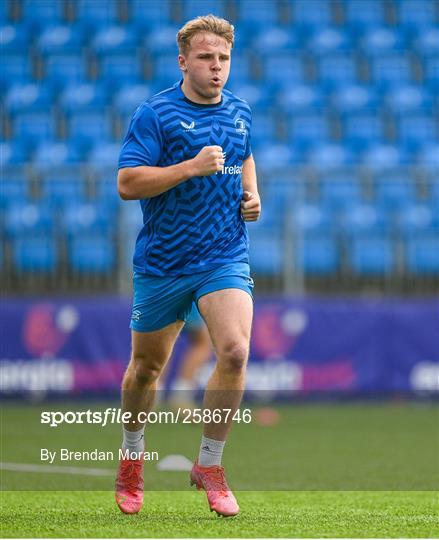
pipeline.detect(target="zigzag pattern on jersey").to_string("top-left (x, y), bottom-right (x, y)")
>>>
top-left (135, 85), bottom-right (251, 275)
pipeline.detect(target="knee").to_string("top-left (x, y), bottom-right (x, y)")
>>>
top-left (132, 358), bottom-right (162, 386)
top-left (217, 342), bottom-right (248, 374)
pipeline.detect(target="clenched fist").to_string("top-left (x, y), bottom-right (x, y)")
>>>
top-left (190, 146), bottom-right (225, 176)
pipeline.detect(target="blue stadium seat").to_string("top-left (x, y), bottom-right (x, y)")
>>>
top-left (226, 82), bottom-right (272, 112)
top-left (287, 113), bottom-right (331, 149)
top-left (370, 54), bottom-right (413, 88)
top-left (418, 142), bottom-right (439, 171)
top-left (342, 203), bottom-right (389, 234)
top-left (44, 53), bottom-right (88, 87)
top-left (182, 0), bottom-right (226, 20)
top-left (263, 179), bottom-right (302, 211)
top-left (361, 144), bottom-right (407, 171)
top-left (74, 0), bottom-right (119, 28)
top-left (59, 83), bottom-right (109, 113)
top-left (4, 203), bottom-right (54, 237)
top-left (248, 232), bottom-right (283, 275)
top-left (343, 113), bottom-right (386, 148)
top-left (4, 83), bottom-right (54, 114)
top-left (343, 0), bottom-right (387, 29)
top-left (413, 27), bottom-right (439, 56)
top-left (40, 175), bottom-right (87, 207)
top-left (424, 57), bottom-right (439, 92)
top-left (398, 114), bottom-right (438, 149)
top-left (224, 51), bottom-right (254, 86)
top-left (264, 53), bottom-right (305, 87)
top-left (320, 177), bottom-right (363, 210)
top-left (330, 84), bottom-right (377, 113)
top-left (0, 141), bottom-right (30, 167)
top-left (0, 179), bottom-right (30, 208)
top-left (88, 141), bottom-right (121, 170)
top-left (22, 0), bottom-right (65, 29)
top-left (62, 202), bottom-right (112, 236)
top-left (291, 203), bottom-right (334, 233)
top-left (252, 26), bottom-right (299, 52)
top-left (13, 110), bottom-right (57, 147)
top-left (318, 54), bottom-right (358, 88)
top-left (32, 141), bottom-right (83, 171)
top-left (99, 52), bottom-right (143, 87)
top-left (250, 111), bottom-right (279, 145)
top-left (0, 23), bottom-right (31, 51)
top-left (406, 234), bottom-right (439, 274)
top-left (153, 52), bottom-right (185, 88)
top-left (129, 0), bottom-right (172, 28)
top-left (144, 25), bottom-right (180, 54)
top-left (113, 84), bottom-right (153, 116)
top-left (238, 0), bottom-right (279, 27)
top-left (0, 0), bottom-right (9, 22)
top-left (349, 234), bottom-right (395, 274)
top-left (36, 24), bottom-right (86, 55)
top-left (94, 177), bottom-right (120, 208)
top-left (384, 84), bottom-right (432, 114)
top-left (91, 25), bottom-right (140, 54)
top-left (397, 0), bottom-right (438, 30)
top-left (252, 143), bottom-right (299, 168)
top-left (307, 27), bottom-right (350, 55)
top-left (69, 234), bottom-right (115, 273)
top-left (374, 177), bottom-right (418, 211)
top-left (306, 143), bottom-right (353, 170)
top-left (277, 84), bottom-right (324, 113)
top-left (300, 233), bottom-right (339, 274)
top-left (12, 234), bottom-right (58, 272)
top-left (360, 27), bottom-right (405, 57)
top-left (66, 108), bottom-right (113, 146)
top-left (292, 0), bottom-right (333, 29)
top-left (0, 52), bottom-right (32, 89)
top-left (398, 204), bottom-right (436, 234)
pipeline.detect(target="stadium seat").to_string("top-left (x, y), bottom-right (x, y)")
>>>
top-left (66, 108), bottom-right (113, 146)
top-left (397, 203), bottom-right (436, 234)
top-left (129, 0), bottom-right (172, 28)
top-left (252, 26), bottom-right (298, 53)
top-left (361, 144), bottom-right (407, 171)
top-left (12, 234), bottom-right (58, 273)
top-left (152, 52), bottom-right (186, 87)
top-left (263, 53), bottom-right (306, 88)
top-left (251, 111), bottom-right (279, 146)
top-left (74, 0), bottom-right (119, 29)
top-left (144, 25), bottom-right (180, 55)
top-left (292, 0), bottom-right (333, 29)
top-left (300, 233), bottom-right (339, 274)
top-left (397, 0), bottom-right (438, 30)
top-left (318, 54), bottom-right (358, 88)
top-left (291, 203), bottom-right (334, 233)
top-left (349, 234), bottom-right (395, 274)
top-left (370, 54), bottom-right (413, 88)
top-left (413, 27), bottom-right (439, 57)
top-left (330, 84), bottom-right (377, 113)
top-left (32, 141), bottom-right (83, 171)
top-left (360, 27), bottom-right (405, 57)
top-left (223, 51), bottom-right (254, 86)
top-left (62, 202), bottom-right (112, 236)
top-left (237, 0), bottom-right (280, 27)
top-left (287, 113), bottom-right (331, 149)
top-left (406, 234), bottom-right (439, 274)
top-left (13, 109), bottom-right (57, 147)
top-left (306, 143), bottom-right (353, 170)
top-left (374, 177), bottom-right (418, 211)
top-left (343, 0), bottom-right (387, 28)
top-left (248, 233), bottom-right (283, 275)
top-left (277, 84), bottom-right (324, 113)
top-left (182, 0), bottom-right (226, 20)
top-left (0, 141), bottom-right (30, 167)
top-left (88, 141), bottom-right (121, 170)
top-left (343, 113), bottom-right (386, 148)
top-left (69, 234), bottom-right (115, 273)
top-left (59, 82), bottom-right (109, 114)
top-left (424, 57), bottom-right (439, 92)
top-left (94, 177), bottom-right (120, 208)
top-left (4, 203), bottom-right (54, 237)
top-left (4, 82), bottom-right (54, 114)
top-left (0, 23), bottom-right (31, 51)
top-left (0, 179), bottom-right (31, 208)
top-left (99, 51), bottom-right (143, 87)
top-left (113, 84), bottom-right (153, 115)
top-left (418, 142), bottom-right (439, 172)
top-left (0, 52), bottom-right (32, 89)
top-left (398, 114), bottom-right (438, 149)
top-left (22, 0), bottom-right (65, 29)
top-left (252, 143), bottom-right (299, 168)
top-left (226, 82), bottom-right (272, 112)
top-left (36, 24), bottom-right (86, 55)
top-left (342, 203), bottom-right (389, 235)
top-left (40, 174), bottom-right (87, 207)
top-left (384, 84), bottom-right (432, 114)
top-left (307, 27), bottom-right (350, 56)
top-left (91, 25), bottom-right (140, 54)
top-left (44, 53), bottom-right (88, 87)
top-left (319, 176), bottom-right (363, 210)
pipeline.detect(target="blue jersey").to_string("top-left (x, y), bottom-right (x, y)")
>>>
top-left (118, 80), bottom-right (252, 277)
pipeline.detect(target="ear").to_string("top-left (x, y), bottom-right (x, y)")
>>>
top-left (178, 54), bottom-right (187, 72)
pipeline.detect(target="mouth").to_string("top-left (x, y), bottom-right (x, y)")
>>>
top-left (211, 76), bottom-right (222, 85)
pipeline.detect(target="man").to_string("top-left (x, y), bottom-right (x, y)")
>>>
top-left (115, 14), bottom-right (261, 517)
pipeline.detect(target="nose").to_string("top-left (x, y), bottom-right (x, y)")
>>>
top-left (211, 58), bottom-right (221, 71)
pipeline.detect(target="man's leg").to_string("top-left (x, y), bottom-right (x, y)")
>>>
top-left (190, 288), bottom-right (252, 517)
top-left (116, 321), bottom-right (184, 514)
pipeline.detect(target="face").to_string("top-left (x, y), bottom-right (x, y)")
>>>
top-left (179, 32), bottom-right (231, 104)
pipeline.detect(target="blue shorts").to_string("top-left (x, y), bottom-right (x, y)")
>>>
top-left (185, 302), bottom-right (205, 331)
top-left (130, 262), bottom-right (254, 332)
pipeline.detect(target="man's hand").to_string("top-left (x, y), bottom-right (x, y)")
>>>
top-left (190, 146), bottom-right (225, 176)
top-left (241, 191), bottom-right (261, 221)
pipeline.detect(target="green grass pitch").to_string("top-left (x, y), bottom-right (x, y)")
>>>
top-left (1, 402), bottom-right (438, 537)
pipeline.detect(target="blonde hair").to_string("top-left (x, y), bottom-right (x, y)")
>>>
top-left (177, 14), bottom-right (234, 55)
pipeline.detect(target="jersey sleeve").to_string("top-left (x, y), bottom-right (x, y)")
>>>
top-left (118, 104), bottom-right (163, 169)
top-left (243, 105), bottom-right (252, 160)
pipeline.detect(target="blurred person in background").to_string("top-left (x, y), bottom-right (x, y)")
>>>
top-left (115, 15), bottom-right (261, 517)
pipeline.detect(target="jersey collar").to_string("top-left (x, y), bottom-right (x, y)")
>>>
top-left (176, 80), bottom-right (224, 108)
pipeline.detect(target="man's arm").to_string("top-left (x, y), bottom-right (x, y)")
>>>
top-left (241, 154), bottom-right (261, 222)
top-left (118, 146), bottom-right (225, 200)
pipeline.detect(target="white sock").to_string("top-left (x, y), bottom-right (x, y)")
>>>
top-left (198, 435), bottom-right (225, 467)
top-left (122, 426), bottom-right (145, 454)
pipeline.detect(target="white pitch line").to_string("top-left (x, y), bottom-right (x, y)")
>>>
top-left (0, 462), bottom-right (114, 477)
